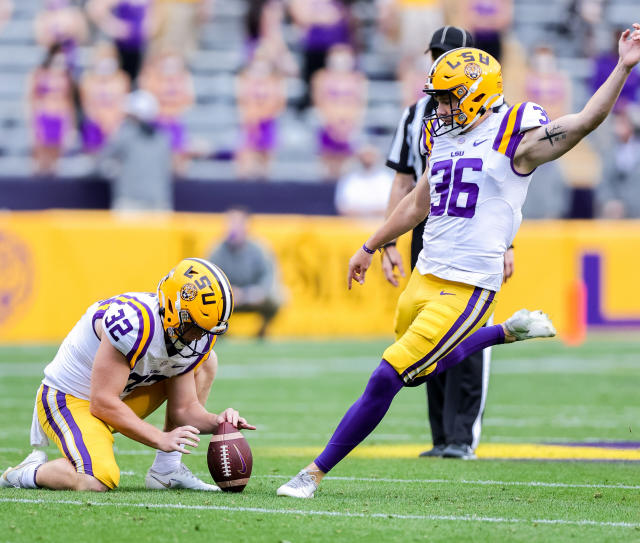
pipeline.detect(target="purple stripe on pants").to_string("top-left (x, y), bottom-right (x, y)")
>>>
top-left (430, 324), bottom-right (505, 378)
top-left (41, 385), bottom-right (74, 466)
top-left (55, 391), bottom-right (94, 476)
top-left (402, 287), bottom-right (482, 383)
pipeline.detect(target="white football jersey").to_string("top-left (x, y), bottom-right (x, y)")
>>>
top-left (417, 101), bottom-right (550, 291)
top-left (42, 292), bottom-right (215, 400)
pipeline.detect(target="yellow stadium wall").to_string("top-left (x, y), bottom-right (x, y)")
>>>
top-left (1, 211), bottom-right (640, 343)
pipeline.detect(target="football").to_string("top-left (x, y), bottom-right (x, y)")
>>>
top-left (207, 421), bottom-right (253, 492)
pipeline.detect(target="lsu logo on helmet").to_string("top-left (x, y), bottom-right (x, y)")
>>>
top-left (423, 47), bottom-right (504, 136)
top-left (158, 258), bottom-right (234, 351)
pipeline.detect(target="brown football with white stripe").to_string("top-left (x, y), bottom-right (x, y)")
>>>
top-left (207, 422), bottom-right (253, 492)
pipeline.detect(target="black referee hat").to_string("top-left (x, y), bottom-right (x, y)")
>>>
top-left (426, 26), bottom-right (474, 54)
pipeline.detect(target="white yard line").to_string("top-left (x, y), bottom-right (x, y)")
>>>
top-left (115, 471), bottom-right (640, 491)
top-left (0, 498), bottom-right (637, 529)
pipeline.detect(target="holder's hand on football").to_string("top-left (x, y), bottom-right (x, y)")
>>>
top-left (217, 408), bottom-right (256, 430)
top-left (348, 246), bottom-right (374, 289)
top-left (160, 425), bottom-right (201, 454)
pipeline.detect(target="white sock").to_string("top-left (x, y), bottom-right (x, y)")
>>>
top-left (150, 450), bottom-right (181, 474)
top-left (19, 464), bottom-right (40, 489)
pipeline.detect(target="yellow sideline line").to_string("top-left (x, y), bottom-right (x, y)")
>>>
top-left (260, 443), bottom-right (640, 461)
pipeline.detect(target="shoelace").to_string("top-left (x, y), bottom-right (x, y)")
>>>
top-left (178, 464), bottom-right (199, 481)
top-left (288, 471), bottom-right (316, 489)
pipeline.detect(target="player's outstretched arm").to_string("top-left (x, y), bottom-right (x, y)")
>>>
top-left (514, 23), bottom-right (640, 173)
top-left (89, 336), bottom-right (200, 453)
top-left (166, 370), bottom-right (256, 432)
top-left (348, 169), bottom-right (430, 288)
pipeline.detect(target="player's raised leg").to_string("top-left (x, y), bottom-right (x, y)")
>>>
top-left (277, 304), bottom-right (555, 498)
top-left (145, 353), bottom-right (221, 491)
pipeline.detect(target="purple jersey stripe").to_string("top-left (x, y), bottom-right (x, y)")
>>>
top-left (402, 287), bottom-right (482, 382)
top-left (492, 105), bottom-right (514, 150)
top-left (180, 335), bottom-right (214, 374)
top-left (91, 309), bottom-right (107, 340)
top-left (41, 385), bottom-right (74, 468)
top-left (91, 297), bottom-right (115, 340)
top-left (55, 390), bottom-right (94, 476)
top-left (505, 103), bottom-right (526, 158)
top-left (117, 295), bottom-right (156, 364)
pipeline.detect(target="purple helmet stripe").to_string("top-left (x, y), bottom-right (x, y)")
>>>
top-left (55, 390), bottom-right (94, 476)
top-left (185, 258), bottom-right (234, 326)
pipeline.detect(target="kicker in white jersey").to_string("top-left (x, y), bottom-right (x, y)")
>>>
top-left (418, 101), bottom-right (550, 291)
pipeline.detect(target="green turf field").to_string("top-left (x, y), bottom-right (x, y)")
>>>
top-left (1, 336), bottom-right (639, 542)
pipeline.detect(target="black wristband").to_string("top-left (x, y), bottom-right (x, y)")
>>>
top-left (382, 241), bottom-right (397, 249)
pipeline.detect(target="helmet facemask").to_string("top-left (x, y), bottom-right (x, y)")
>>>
top-left (165, 308), bottom-right (227, 358)
top-left (423, 86), bottom-right (470, 137)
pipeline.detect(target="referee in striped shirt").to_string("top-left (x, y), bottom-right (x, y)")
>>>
top-left (383, 26), bottom-right (515, 460)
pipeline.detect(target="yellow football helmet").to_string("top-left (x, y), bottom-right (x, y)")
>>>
top-left (157, 258), bottom-right (233, 355)
top-left (423, 47), bottom-right (503, 136)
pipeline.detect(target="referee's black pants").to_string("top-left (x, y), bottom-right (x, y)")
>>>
top-left (410, 219), bottom-right (489, 449)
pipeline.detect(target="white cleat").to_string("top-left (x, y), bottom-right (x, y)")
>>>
top-left (505, 309), bottom-right (556, 341)
top-left (145, 463), bottom-right (221, 491)
top-left (1, 449), bottom-right (48, 488)
top-left (276, 469), bottom-right (318, 498)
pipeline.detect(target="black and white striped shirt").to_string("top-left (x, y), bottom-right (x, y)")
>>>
top-left (385, 96), bottom-right (436, 183)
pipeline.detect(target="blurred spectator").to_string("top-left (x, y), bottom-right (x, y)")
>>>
top-left (597, 109), bottom-right (640, 219)
top-left (34, 0), bottom-right (89, 74)
top-left (561, 139), bottom-right (602, 219)
top-left (397, 53), bottom-right (432, 108)
top-left (139, 51), bottom-right (195, 175)
top-left (0, 0), bottom-right (12, 33)
top-left (235, 50), bottom-right (287, 179)
top-left (525, 45), bottom-right (572, 122)
top-left (87, 0), bottom-right (154, 83)
top-left (208, 207), bottom-right (283, 339)
top-left (451, 0), bottom-right (512, 61)
top-left (311, 43), bottom-right (367, 179)
top-left (378, 0), bottom-right (444, 61)
top-left (150, 0), bottom-right (213, 60)
top-left (334, 144), bottom-right (393, 217)
top-left (519, 43), bottom-right (572, 220)
top-left (289, 0), bottom-right (352, 110)
top-left (27, 43), bottom-right (76, 176)
top-left (245, 0), bottom-right (298, 76)
top-left (79, 42), bottom-right (131, 154)
top-left (100, 90), bottom-right (173, 211)
top-left (591, 28), bottom-right (640, 112)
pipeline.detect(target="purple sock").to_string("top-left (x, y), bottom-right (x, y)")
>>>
top-left (429, 324), bottom-right (505, 378)
top-left (315, 360), bottom-right (404, 473)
